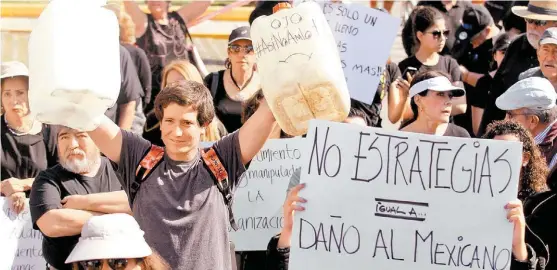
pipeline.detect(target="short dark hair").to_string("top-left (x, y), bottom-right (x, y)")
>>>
top-left (241, 89), bottom-right (264, 124)
top-left (413, 6), bottom-right (444, 44)
top-left (154, 80), bottom-right (215, 127)
top-left (249, 0), bottom-right (290, 25)
top-left (348, 107), bottom-right (370, 126)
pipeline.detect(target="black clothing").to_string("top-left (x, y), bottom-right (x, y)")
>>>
top-left (455, 39), bottom-right (495, 136)
top-left (137, 11), bottom-right (189, 112)
top-left (443, 123), bottom-right (471, 138)
top-left (105, 45), bottom-right (143, 124)
top-left (122, 43), bottom-right (152, 107)
top-left (478, 34), bottom-right (538, 136)
top-left (398, 55), bottom-right (462, 83)
top-left (29, 157), bottom-right (122, 270)
top-left (0, 115), bottom-right (58, 185)
top-left (203, 70), bottom-right (244, 133)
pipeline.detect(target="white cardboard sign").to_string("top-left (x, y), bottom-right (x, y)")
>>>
top-left (230, 138), bottom-right (304, 251)
top-left (0, 197), bottom-right (46, 270)
top-left (290, 120), bottom-right (522, 270)
top-left (322, 2), bottom-right (400, 104)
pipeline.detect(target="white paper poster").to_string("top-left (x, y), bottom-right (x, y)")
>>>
top-left (289, 120), bottom-right (522, 270)
top-left (323, 2), bottom-right (400, 104)
top-left (230, 138), bottom-right (304, 251)
top-left (0, 197), bottom-right (46, 270)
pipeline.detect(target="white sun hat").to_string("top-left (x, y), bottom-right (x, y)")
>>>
top-left (409, 76), bottom-right (466, 98)
top-left (65, 213), bottom-right (152, 264)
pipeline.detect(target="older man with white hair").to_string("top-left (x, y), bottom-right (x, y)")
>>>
top-left (496, 77), bottom-right (557, 173)
top-left (520, 27), bottom-right (557, 89)
top-left (29, 126), bottom-right (131, 270)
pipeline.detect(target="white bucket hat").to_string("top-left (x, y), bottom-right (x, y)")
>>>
top-left (65, 213), bottom-right (152, 264)
top-left (1, 61), bottom-right (29, 79)
top-left (409, 76), bottom-right (465, 98)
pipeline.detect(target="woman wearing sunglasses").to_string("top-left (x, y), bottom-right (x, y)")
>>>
top-left (391, 6), bottom-right (466, 126)
top-left (203, 26), bottom-right (261, 133)
top-left (66, 213), bottom-right (168, 270)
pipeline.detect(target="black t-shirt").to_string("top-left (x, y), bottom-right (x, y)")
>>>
top-left (122, 43), bottom-right (152, 107)
top-left (398, 55), bottom-right (461, 82)
top-left (455, 39), bottom-right (495, 137)
top-left (470, 74), bottom-right (493, 109)
top-left (29, 157), bottom-right (122, 270)
top-left (204, 70), bottom-right (244, 133)
top-left (443, 123), bottom-right (471, 138)
top-left (478, 34), bottom-right (538, 136)
top-left (0, 115), bottom-right (58, 184)
top-left (351, 62), bottom-right (401, 127)
top-left (105, 45), bottom-right (143, 124)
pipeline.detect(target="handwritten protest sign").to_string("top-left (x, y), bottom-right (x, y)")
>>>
top-left (290, 120), bottom-right (521, 270)
top-left (323, 3), bottom-right (399, 104)
top-left (230, 138), bottom-right (303, 251)
top-left (0, 197), bottom-right (46, 270)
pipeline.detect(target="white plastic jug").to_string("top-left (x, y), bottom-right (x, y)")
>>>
top-left (28, 0), bottom-right (121, 131)
top-left (251, 2), bottom-right (350, 136)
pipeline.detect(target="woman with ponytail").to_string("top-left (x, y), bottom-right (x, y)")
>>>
top-left (204, 26), bottom-right (261, 133)
top-left (399, 70), bottom-right (470, 137)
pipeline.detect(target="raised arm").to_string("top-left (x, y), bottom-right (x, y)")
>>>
top-left (88, 115), bottom-right (124, 164)
top-left (123, 1), bottom-right (148, 37)
top-left (238, 98), bottom-right (276, 165)
top-left (176, 0), bottom-right (213, 23)
top-left (36, 209), bottom-right (101, 237)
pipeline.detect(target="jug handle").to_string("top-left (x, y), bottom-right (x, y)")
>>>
top-left (273, 2), bottom-right (292, 13)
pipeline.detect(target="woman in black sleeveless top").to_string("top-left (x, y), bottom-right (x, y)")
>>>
top-left (123, 0), bottom-right (211, 111)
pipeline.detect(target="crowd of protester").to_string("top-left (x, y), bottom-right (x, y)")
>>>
top-left (2, 0), bottom-right (557, 269)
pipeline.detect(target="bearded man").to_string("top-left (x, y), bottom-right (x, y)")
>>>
top-left (30, 126), bottom-right (130, 270)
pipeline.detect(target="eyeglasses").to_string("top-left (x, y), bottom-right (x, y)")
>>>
top-left (426, 30), bottom-right (450, 39)
top-left (228, 44), bottom-right (254, 54)
top-left (78, 258), bottom-right (140, 270)
top-left (525, 18), bottom-right (548, 27)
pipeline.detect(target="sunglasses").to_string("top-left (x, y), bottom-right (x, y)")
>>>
top-left (78, 258), bottom-right (141, 270)
top-left (525, 18), bottom-right (548, 26)
top-left (228, 44), bottom-right (254, 54)
top-left (426, 30), bottom-right (450, 39)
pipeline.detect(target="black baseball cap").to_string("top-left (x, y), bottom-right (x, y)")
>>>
top-left (452, 4), bottom-right (494, 59)
top-left (228, 26), bottom-right (251, 45)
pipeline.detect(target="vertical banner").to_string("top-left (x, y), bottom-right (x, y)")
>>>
top-left (230, 138), bottom-right (304, 251)
top-left (290, 120), bottom-right (521, 270)
top-left (0, 197), bottom-right (46, 270)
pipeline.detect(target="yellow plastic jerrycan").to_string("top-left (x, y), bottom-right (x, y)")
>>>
top-left (251, 1), bottom-right (350, 136)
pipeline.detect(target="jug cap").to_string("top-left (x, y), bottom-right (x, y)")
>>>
top-left (273, 2), bottom-right (292, 13)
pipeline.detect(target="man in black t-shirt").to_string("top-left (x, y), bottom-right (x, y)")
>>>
top-left (451, 4), bottom-right (499, 136)
top-left (477, 1), bottom-right (557, 136)
top-left (29, 126), bottom-right (129, 270)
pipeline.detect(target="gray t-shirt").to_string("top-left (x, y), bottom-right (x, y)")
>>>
top-left (117, 130), bottom-right (245, 270)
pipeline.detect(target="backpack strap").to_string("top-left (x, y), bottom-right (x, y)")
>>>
top-left (131, 145), bottom-right (165, 205)
top-left (201, 147), bottom-right (239, 231)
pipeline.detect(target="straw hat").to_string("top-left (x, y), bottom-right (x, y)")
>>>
top-left (512, 1), bottom-right (557, 21)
